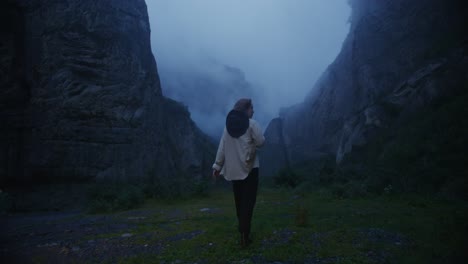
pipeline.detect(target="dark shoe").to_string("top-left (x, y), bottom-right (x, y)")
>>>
top-left (240, 233), bottom-right (252, 248)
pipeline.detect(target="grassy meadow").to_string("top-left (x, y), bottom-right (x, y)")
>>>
top-left (103, 186), bottom-right (468, 264)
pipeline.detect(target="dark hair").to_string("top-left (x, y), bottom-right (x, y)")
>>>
top-left (233, 98), bottom-right (252, 113)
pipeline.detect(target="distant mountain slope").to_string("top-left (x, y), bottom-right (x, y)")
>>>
top-left (160, 62), bottom-right (269, 139)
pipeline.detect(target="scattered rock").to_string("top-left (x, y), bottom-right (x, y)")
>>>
top-left (127, 216), bottom-right (147, 220)
top-left (37, 242), bottom-right (59, 248)
top-left (357, 227), bottom-right (408, 245)
top-left (199, 208), bottom-right (222, 214)
top-left (121, 233), bottom-right (133, 238)
top-left (167, 230), bottom-right (205, 242)
top-left (262, 228), bottom-right (296, 247)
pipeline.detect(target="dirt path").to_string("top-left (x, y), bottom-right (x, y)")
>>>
top-left (0, 208), bottom-right (202, 263)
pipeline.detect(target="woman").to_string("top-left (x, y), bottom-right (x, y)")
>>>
top-left (212, 98), bottom-right (265, 248)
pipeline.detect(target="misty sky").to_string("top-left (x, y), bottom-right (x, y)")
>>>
top-left (146, 1), bottom-right (351, 135)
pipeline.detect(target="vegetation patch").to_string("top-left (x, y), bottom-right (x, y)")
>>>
top-left (3, 188), bottom-right (468, 263)
top-left (86, 184), bottom-right (145, 213)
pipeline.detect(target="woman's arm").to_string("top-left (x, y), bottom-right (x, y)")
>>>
top-left (251, 120), bottom-right (265, 147)
top-left (212, 129), bottom-right (226, 172)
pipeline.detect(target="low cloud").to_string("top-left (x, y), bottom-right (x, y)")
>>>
top-left (147, 0), bottom-right (351, 138)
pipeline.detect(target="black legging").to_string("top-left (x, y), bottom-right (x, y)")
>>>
top-left (232, 168), bottom-right (259, 235)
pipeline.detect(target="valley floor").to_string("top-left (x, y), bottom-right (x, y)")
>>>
top-left (1, 188), bottom-right (467, 263)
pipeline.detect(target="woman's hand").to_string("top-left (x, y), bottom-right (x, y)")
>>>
top-left (212, 169), bottom-right (220, 181)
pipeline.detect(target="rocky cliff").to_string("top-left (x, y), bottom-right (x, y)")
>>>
top-left (0, 0), bottom-right (214, 184)
top-left (262, 0), bottom-right (467, 177)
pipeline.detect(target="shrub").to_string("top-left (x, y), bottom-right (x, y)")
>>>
top-left (192, 177), bottom-right (211, 198)
top-left (295, 203), bottom-right (309, 227)
top-left (293, 181), bottom-right (316, 197)
top-left (143, 165), bottom-right (214, 200)
top-left (274, 169), bottom-right (303, 188)
top-left (143, 176), bottom-right (188, 199)
top-left (142, 175), bottom-right (212, 200)
top-left (330, 181), bottom-right (368, 199)
top-left (86, 184), bottom-right (145, 213)
top-left (330, 183), bottom-right (346, 198)
top-left (343, 181), bottom-right (369, 198)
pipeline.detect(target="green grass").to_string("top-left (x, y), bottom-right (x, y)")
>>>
top-left (87, 187), bottom-right (468, 264)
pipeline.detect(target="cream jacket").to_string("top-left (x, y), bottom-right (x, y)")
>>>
top-left (212, 119), bottom-right (265, 181)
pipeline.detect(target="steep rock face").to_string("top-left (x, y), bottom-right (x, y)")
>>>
top-left (260, 118), bottom-right (290, 177)
top-left (0, 0), bottom-right (214, 184)
top-left (263, 0), bottom-right (467, 175)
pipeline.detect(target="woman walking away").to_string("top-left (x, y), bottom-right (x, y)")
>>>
top-left (212, 98), bottom-right (265, 248)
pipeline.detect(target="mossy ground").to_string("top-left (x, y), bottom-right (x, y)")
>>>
top-left (114, 187), bottom-right (467, 263)
top-left (2, 187), bottom-right (467, 263)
